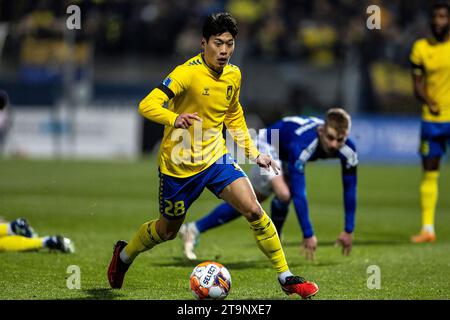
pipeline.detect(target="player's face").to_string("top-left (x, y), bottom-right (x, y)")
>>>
top-left (431, 8), bottom-right (450, 40)
top-left (202, 32), bottom-right (235, 72)
top-left (319, 125), bottom-right (348, 155)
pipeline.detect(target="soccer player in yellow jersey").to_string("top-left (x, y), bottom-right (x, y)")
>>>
top-left (107, 12), bottom-right (318, 298)
top-left (410, 3), bottom-right (450, 243)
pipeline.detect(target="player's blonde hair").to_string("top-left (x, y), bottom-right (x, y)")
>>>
top-left (325, 108), bottom-right (351, 134)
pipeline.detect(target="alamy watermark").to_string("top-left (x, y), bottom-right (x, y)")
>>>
top-left (65, 4), bottom-right (381, 31)
top-left (66, 5), bottom-right (81, 30)
top-left (366, 265), bottom-right (381, 289)
top-left (66, 265), bottom-right (81, 289)
top-left (366, 5), bottom-right (381, 30)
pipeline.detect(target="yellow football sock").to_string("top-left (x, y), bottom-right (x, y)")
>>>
top-left (0, 223), bottom-right (9, 237)
top-left (249, 211), bottom-right (289, 273)
top-left (0, 235), bottom-right (43, 252)
top-left (124, 220), bottom-right (164, 262)
top-left (420, 171), bottom-right (439, 230)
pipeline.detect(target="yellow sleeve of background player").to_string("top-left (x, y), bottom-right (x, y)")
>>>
top-left (224, 80), bottom-right (260, 161)
top-left (410, 40), bottom-right (425, 76)
top-left (138, 65), bottom-right (192, 127)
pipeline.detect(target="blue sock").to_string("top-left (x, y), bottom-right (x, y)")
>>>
top-left (195, 202), bottom-right (241, 233)
top-left (271, 197), bottom-right (290, 236)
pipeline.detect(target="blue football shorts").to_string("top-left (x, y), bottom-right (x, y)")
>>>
top-left (420, 121), bottom-right (450, 158)
top-left (159, 153), bottom-right (247, 220)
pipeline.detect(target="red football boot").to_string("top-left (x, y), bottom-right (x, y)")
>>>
top-left (280, 276), bottom-right (319, 299)
top-left (107, 240), bottom-right (130, 289)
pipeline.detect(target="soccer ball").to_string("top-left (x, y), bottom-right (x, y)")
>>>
top-left (189, 261), bottom-right (231, 300)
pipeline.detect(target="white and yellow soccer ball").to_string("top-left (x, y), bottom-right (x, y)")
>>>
top-left (189, 261), bottom-right (231, 300)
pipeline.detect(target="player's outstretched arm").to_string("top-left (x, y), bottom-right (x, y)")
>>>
top-left (339, 139), bottom-right (358, 256)
top-left (341, 173), bottom-right (356, 251)
top-left (288, 161), bottom-right (316, 260)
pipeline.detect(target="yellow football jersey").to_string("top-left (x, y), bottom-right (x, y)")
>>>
top-left (139, 53), bottom-right (260, 178)
top-left (410, 38), bottom-right (450, 122)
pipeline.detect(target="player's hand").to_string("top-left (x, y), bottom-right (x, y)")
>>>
top-left (256, 154), bottom-right (280, 175)
top-left (335, 231), bottom-right (353, 256)
top-left (428, 102), bottom-right (440, 116)
top-left (300, 236), bottom-right (317, 261)
top-left (174, 112), bottom-right (202, 129)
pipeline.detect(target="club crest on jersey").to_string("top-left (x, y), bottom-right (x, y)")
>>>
top-left (202, 88), bottom-right (210, 96)
top-left (226, 85), bottom-right (233, 100)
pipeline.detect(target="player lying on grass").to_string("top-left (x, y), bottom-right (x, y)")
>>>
top-left (107, 12), bottom-right (318, 299)
top-left (180, 108), bottom-right (358, 261)
top-left (0, 217), bottom-right (74, 253)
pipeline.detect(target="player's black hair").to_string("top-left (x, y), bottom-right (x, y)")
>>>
top-left (202, 12), bottom-right (238, 41)
top-left (0, 90), bottom-right (8, 110)
top-left (431, 2), bottom-right (450, 14)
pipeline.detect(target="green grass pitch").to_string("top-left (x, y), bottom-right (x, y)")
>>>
top-left (0, 157), bottom-right (449, 300)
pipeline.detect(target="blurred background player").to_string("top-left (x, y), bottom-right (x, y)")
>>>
top-left (180, 108), bottom-right (357, 261)
top-left (410, 2), bottom-right (450, 243)
top-left (0, 217), bottom-right (74, 253)
top-left (107, 12), bottom-right (318, 299)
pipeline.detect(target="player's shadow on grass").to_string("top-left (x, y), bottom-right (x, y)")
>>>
top-left (68, 288), bottom-right (126, 300)
top-left (152, 257), bottom-right (267, 270)
top-left (152, 257), bottom-right (334, 269)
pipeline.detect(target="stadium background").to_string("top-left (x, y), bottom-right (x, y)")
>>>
top-left (0, 0), bottom-right (438, 162)
top-left (0, 0), bottom-right (449, 300)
